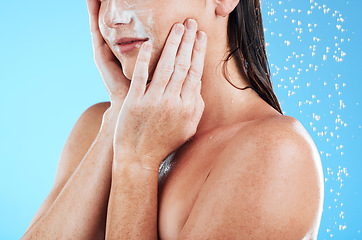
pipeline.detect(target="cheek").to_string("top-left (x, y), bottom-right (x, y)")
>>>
top-left (98, 15), bottom-right (109, 39)
top-left (98, 4), bottom-right (114, 41)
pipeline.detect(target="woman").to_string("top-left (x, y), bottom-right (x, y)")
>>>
top-left (22, 0), bottom-right (324, 239)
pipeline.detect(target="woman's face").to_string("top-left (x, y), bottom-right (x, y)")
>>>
top-left (99, 0), bottom-right (207, 80)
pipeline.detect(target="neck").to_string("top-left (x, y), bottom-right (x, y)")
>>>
top-left (194, 35), bottom-right (278, 139)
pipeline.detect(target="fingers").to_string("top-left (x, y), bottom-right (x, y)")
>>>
top-left (87, 0), bottom-right (131, 104)
top-left (87, 0), bottom-right (119, 71)
top-left (147, 23), bottom-right (185, 95)
top-left (86, 0), bottom-right (100, 16)
top-left (128, 42), bottom-right (153, 99)
top-left (86, 0), bottom-right (104, 50)
top-left (144, 18), bottom-right (207, 108)
top-left (164, 19), bottom-right (197, 96)
top-left (180, 31), bottom-right (207, 101)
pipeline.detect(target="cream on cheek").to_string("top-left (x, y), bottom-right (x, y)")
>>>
top-left (101, 0), bottom-right (157, 53)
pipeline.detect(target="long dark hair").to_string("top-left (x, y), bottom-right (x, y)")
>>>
top-left (223, 0), bottom-right (283, 114)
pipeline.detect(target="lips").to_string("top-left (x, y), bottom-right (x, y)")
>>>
top-left (113, 37), bottom-right (149, 54)
top-left (114, 37), bottom-right (149, 45)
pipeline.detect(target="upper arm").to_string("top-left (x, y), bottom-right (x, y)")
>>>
top-left (178, 116), bottom-right (324, 239)
top-left (53, 101), bottom-right (111, 187)
top-left (26, 101), bottom-right (111, 230)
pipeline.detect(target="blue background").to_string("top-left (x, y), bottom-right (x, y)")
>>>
top-left (0, 0), bottom-right (361, 239)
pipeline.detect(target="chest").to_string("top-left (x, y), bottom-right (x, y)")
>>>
top-left (156, 135), bottom-right (230, 240)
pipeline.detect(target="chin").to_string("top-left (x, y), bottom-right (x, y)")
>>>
top-left (120, 58), bottom-right (137, 80)
top-left (118, 43), bottom-right (160, 82)
top-left (121, 56), bottom-right (157, 83)
top-left (123, 67), bottom-right (133, 80)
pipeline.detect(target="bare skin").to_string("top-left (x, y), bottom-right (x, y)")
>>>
top-left (22, 0), bottom-right (324, 239)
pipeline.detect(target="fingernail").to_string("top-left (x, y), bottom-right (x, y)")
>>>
top-left (186, 19), bottom-right (197, 30)
top-left (175, 24), bottom-right (184, 35)
top-left (197, 31), bottom-right (206, 42)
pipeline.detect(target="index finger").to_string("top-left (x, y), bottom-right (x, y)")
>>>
top-left (128, 42), bottom-right (153, 99)
top-left (147, 23), bottom-right (185, 96)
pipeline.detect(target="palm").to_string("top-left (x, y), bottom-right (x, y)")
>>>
top-left (96, 40), bottom-right (131, 100)
top-left (87, 0), bottom-right (130, 103)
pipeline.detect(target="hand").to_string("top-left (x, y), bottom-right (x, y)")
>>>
top-left (113, 19), bottom-right (207, 171)
top-left (86, 0), bottom-right (130, 107)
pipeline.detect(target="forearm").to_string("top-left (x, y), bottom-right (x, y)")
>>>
top-left (105, 154), bottom-right (160, 240)
top-left (22, 107), bottom-right (120, 240)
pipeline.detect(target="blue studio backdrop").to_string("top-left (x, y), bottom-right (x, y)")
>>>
top-left (0, 0), bottom-right (361, 239)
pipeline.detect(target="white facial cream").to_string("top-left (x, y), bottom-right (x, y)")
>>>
top-left (107, 1), bottom-right (154, 43)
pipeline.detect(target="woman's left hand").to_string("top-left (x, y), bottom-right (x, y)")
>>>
top-left (113, 20), bottom-right (207, 171)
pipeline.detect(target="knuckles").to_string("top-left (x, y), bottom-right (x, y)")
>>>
top-left (159, 63), bottom-right (175, 76)
top-left (175, 61), bottom-right (191, 73)
top-left (129, 95), bottom-right (195, 120)
top-left (132, 73), bottom-right (148, 81)
top-left (188, 68), bottom-right (202, 80)
top-left (137, 54), bottom-right (150, 63)
top-left (193, 43), bottom-right (206, 54)
top-left (169, 38), bottom-right (181, 49)
top-left (160, 97), bottom-right (180, 112)
top-left (182, 34), bottom-right (196, 44)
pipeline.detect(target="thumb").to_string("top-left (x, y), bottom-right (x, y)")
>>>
top-left (189, 83), bottom-right (205, 133)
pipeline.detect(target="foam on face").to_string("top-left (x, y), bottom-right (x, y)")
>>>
top-left (106, 1), bottom-right (155, 45)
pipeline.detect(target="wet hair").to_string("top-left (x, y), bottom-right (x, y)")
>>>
top-left (223, 0), bottom-right (283, 114)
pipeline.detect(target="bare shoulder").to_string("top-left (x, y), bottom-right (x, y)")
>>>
top-left (26, 101), bottom-right (111, 231)
top-left (219, 115), bottom-right (324, 238)
top-left (54, 101), bottom-right (111, 187)
top-left (227, 115), bottom-right (321, 161)
top-left (178, 115), bottom-right (324, 239)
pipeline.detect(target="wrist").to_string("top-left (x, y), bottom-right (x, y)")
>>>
top-left (109, 100), bottom-right (124, 110)
top-left (103, 104), bottom-right (121, 121)
top-left (113, 150), bottom-right (161, 174)
top-left (109, 92), bottom-right (127, 107)
top-left (99, 107), bottom-right (120, 135)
